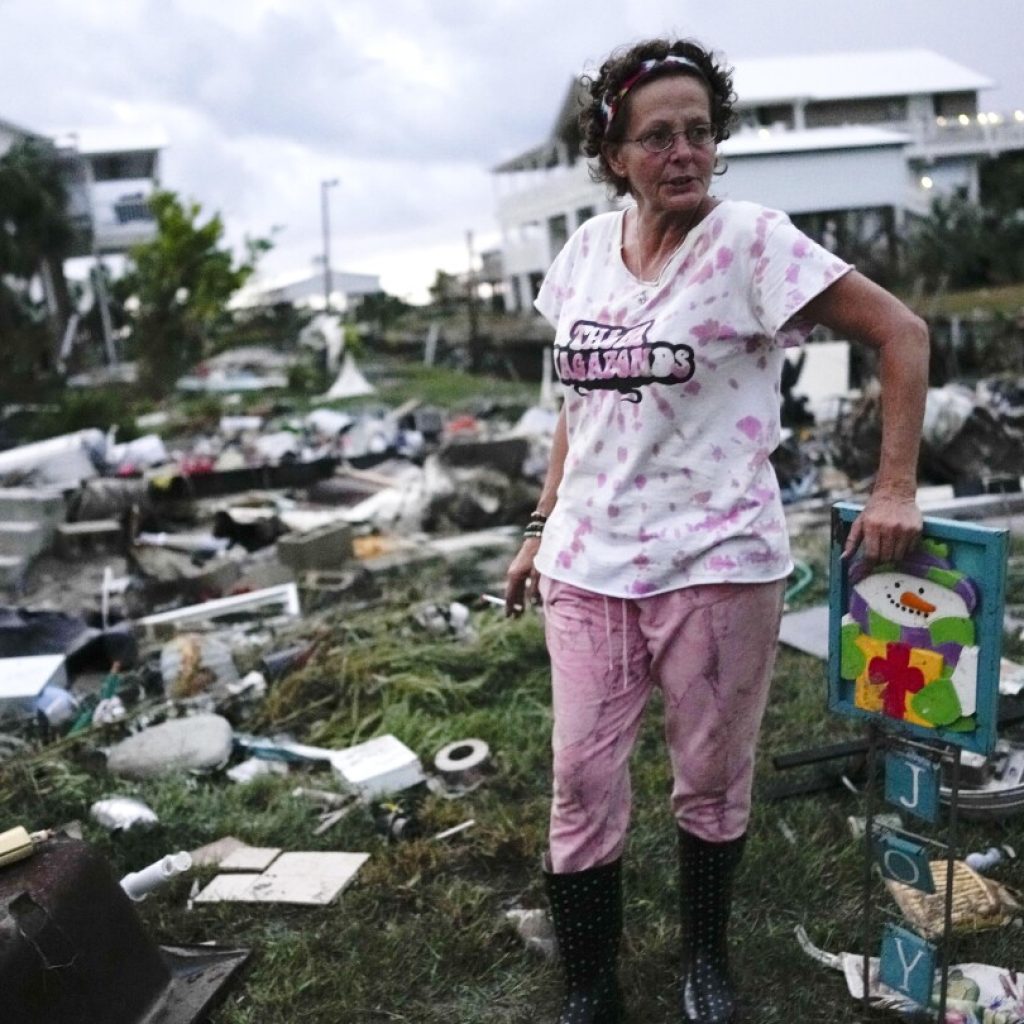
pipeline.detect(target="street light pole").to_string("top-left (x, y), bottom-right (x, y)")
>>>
top-left (320, 178), bottom-right (338, 313)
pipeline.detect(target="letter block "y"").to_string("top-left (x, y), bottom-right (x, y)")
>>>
top-left (879, 924), bottom-right (936, 1006)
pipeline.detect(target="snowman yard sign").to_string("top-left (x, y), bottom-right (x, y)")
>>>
top-left (827, 502), bottom-right (1009, 1020)
top-left (828, 501), bottom-right (1008, 756)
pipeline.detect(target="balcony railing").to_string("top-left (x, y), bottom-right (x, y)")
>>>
top-left (112, 193), bottom-right (155, 224)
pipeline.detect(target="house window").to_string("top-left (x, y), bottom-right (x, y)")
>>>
top-left (548, 214), bottom-right (569, 255)
top-left (89, 152), bottom-right (156, 181)
top-left (575, 205), bottom-right (596, 227)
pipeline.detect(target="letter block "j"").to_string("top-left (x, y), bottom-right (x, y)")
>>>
top-left (884, 751), bottom-right (940, 824)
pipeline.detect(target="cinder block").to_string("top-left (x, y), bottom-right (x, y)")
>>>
top-left (0, 488), bottom-right (65, 524)
top-left (55, 519), bottom-right (121, 560)
top-left (438, 438), bottom-right (529, 476)
top-left (299, 567), bottom-right (379, 611)
top-left (0, 555), bottom-right (26, 589)
top-left (0, 522), bottom-right (46, 559)
top-left (277, 522), bottom-right (354, 573)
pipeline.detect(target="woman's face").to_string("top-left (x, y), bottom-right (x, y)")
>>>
top-left (606, 74), bottom-right (716, 219)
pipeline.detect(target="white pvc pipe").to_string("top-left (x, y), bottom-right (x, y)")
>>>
top-left (120, 851), bottom-right (193, 902)
top-left (0, 429), bottom-right (104, 477)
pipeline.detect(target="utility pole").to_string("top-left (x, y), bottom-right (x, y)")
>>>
top-left (466, 229), bottom-right (482, 373)
top-left (320, 178), bottom-right (338, 314)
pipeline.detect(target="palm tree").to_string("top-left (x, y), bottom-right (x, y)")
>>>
top-left (0, 138), bottom-right (76, 379)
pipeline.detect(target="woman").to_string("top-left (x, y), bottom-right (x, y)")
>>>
top-left (504, 38), bottom-right (928, 1024)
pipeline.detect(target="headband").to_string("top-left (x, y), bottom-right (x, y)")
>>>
top-left (599, 54), bottom-right (706, 128)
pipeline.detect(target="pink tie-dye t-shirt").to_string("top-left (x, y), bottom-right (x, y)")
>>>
top-left (533, 199), bottom-right (851, 598)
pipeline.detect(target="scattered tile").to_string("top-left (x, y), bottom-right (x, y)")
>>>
top-left (219, 846), bottom-right (282, 873)
top-left (193, 851), bottom-right (369, 906)
top-left (189, 836), bottom-right (247, 869)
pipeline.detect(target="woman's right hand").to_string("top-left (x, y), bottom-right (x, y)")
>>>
top-left (504, 537), bottom-right (542, 617)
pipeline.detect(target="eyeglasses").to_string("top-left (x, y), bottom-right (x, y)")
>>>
top-left (625, 123), bottom-right (716, 153)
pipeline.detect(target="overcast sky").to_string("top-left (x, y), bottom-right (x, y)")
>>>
top-left (2, 0), bottom-right (1022, 302)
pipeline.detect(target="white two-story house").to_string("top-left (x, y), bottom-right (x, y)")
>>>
top-left (1, 117), bottom-right (164, 362)
top-left (493, 48), bottom-right (1024, 312)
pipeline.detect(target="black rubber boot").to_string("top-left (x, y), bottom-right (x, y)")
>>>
top-left (544, 857), bottom-right (624, 1023)
top-left (678, 829), bottom-right (746, 1023)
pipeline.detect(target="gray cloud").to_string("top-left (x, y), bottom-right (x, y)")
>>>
top-left (2, 0), bottom-right (1022, 299)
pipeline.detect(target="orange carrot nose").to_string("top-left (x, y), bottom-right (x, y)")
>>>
top-left (901, 591), bottom-right (936, 614)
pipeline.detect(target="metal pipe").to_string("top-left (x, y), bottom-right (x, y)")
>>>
top-left (937, 745), bottom-right (961, 1023)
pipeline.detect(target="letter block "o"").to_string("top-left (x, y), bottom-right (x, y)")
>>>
top-left (871, 832), bottom-right (935, 894)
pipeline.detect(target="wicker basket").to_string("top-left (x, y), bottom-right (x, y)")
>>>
top-left (886, 859), bottom-right (1022, 939)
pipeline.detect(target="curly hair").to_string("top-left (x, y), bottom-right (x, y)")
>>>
top-left (579, 39), bottom-right (736, 197)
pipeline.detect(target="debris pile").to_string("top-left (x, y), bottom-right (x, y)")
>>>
top-left (774, 372), bottom-right (1024, 503)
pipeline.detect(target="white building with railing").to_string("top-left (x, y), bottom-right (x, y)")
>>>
top-left (1, 116), bottom-right (165, 362)
top-left (52, 127), bottom-right (165, 257)
top-left (493, 48), bottom-right (1024, 312)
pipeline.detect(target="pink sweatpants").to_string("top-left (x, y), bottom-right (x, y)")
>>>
top-left (540, 576), bottom-right (786, 874)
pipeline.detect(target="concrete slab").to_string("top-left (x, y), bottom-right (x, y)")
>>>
top-left (778, 604), bottom-right (830, 660)
top-left (0, 522), bottom-right (47, 558)
top-left (55, 520), bottom-right (120, 559)
top-left (0, 488), bottom-right (65, 523)
top-left (0, 555), bottom-right (26, 589)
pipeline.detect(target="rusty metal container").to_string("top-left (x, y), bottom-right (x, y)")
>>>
top-left (0, 837), bottom-right (248, 1024)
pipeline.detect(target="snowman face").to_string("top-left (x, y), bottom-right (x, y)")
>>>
top-left (854, 571), bottom-right (969, 628)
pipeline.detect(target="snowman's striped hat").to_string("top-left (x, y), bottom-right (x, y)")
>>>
top-left (848, 538), bottom-right (979, 613)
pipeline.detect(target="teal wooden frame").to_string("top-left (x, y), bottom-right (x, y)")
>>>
top-left (828, 501), bottom-right (1008, 756)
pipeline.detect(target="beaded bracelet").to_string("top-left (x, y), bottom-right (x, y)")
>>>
top-left (523, 508), bottom-right (548, 540)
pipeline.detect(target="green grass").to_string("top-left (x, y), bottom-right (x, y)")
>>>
top-left (910, 281), bottom-right (1024, 317)
top-left (2, 544), bottom-right (1023, 1023)
top-left (342, 360), bottom-right (539, 411)
top-left (124, 359), bottom-right (540, 437)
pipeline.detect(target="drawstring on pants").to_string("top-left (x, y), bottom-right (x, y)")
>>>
top-left (620, 601), bottom-right (628, 692)
top-left (602, 596), bottom-right (630, 692)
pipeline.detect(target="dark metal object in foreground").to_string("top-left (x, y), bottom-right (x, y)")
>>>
top-left (149, 455), bottom-right (338, 501)
top-left (0, 837), bottom-right (249, 1024)
top-left (859, 728), bottom-right (961, 1023)
top-left (767, 693), bottom-right (1024, 802)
